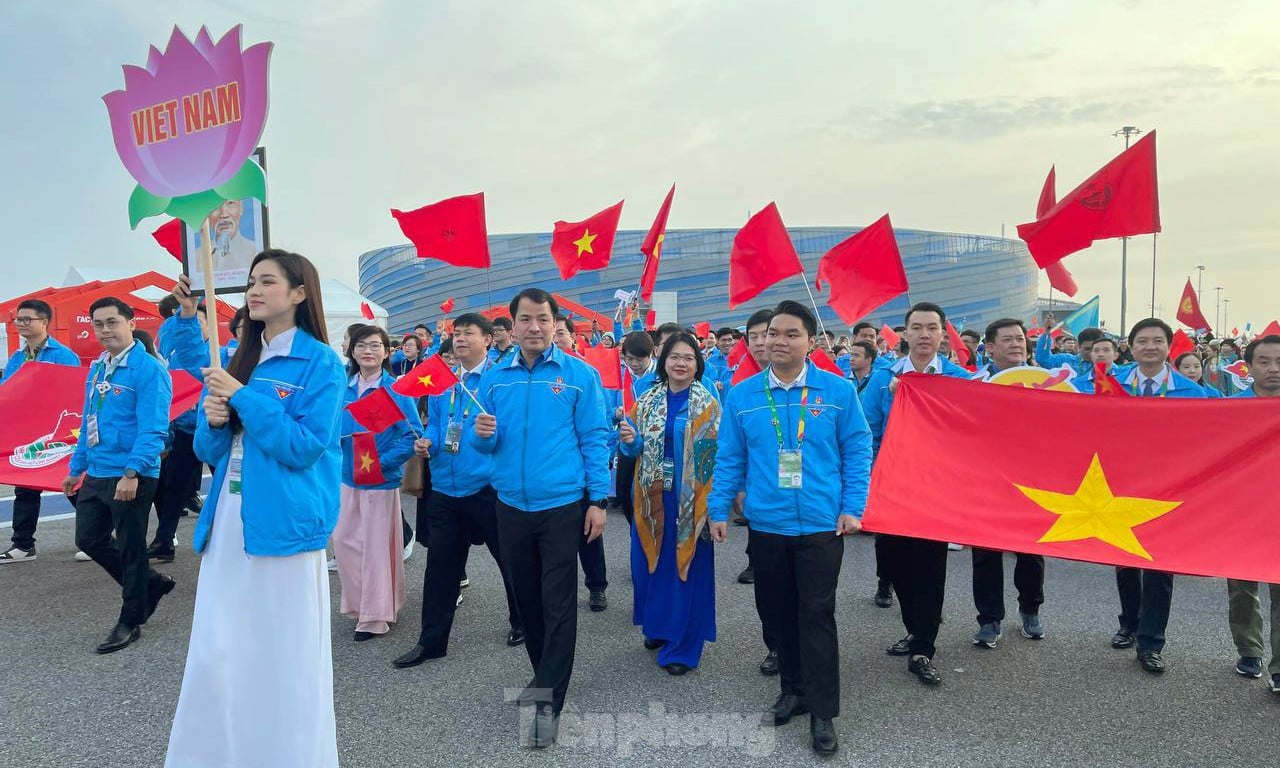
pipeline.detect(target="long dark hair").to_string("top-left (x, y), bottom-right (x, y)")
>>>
top-left (346, 325), bottom-right (392, 377)
top-left (226, 249), bottom-right (329, 386)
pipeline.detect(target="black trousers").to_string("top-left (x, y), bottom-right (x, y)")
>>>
top-left (616, 454), bottom-right (637, 527)
top-left (578, 504), bottom-right (608, 592)
top-left (10, 486), bottom-right (42, 550)
top-left (880, 534), bottom-right (948, 658)
top-left (971, 548), bottom-right (1045, 624)
top-left (497, 500), bottom-right (583, 712)
top-left (152, 429), bottom-right (202, 549)
top-left (417, 487), bottom-right (520, 651)
top-left (74, 475), bottom-right (162, 627)
top-left (744, 523), bottom-right (778, 653)
top-left (874, 533), bottom-right (891, 583)
top-left (413, 459), bottom-right (434, 547)
top-left (749, 529), bottom-right (844, 719)
top-left (1116, 567), bottom-right (1173, 652)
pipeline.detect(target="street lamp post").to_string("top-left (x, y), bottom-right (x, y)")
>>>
top-left (1195, 265), bottom-right (1206, 299)
top-left (1113, 126), bottom-right (1143, 334)
top-left (1215, 286), bottom-right (1224, 333)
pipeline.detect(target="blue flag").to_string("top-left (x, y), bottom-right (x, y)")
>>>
top-left (1060, 295), bottom-right (1100, 338)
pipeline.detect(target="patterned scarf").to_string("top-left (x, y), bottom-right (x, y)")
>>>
top-left (632, 381), bottom-right (720, 581)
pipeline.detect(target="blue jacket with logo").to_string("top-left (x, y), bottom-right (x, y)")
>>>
top-left (471, 344), bottom-right (611, 511)
top-left (68, 343), bottom-right (172, 479)
top-left (861, 356), bottom-right (971, 457)
top-left (165, 314), bottom-right (213, 433)
top-left (192, 328), bottom-right (346, 556)
top-left (426, 361), bottom-right (494, 498)
top-left (341, 370), bottom-right (422, 490)
top-left (3, 335), bottom-right (80, 383)
top-left (709, 361), bottom-right (873, 533)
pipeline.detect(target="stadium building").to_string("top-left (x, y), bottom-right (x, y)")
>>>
top-left (358, 226), bottom-right (1038, 335)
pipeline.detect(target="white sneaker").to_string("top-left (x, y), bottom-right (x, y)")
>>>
top-left (326, 557), bottom-right (338, 572)
top-left (0, 546), bottom-right (36, 563)
top-left (402, 539), bottom-right (414, 562)
top-left (456, 592), bottom-right (464, 607)
top-left (74, 551), bottom-right (92, 562)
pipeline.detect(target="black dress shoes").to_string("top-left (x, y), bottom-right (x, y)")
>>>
top-left (354, 631), bottom-right (378, 642)
top-left (1137, 650), bottom-right (1166, 674)
top-left (874, 580), bottom-right (893, 608)
top-left (96, 622), bottom-right (140, 654)
top-left (908, 655), bottom-right (943, 685)
top-left (146, 542), bottom-right (175, 563)
top-left (886, 635), bottom-right (913, 656)
top-left (527, 704), bottom-right (560, 748)
top-left (811, 715), bottom-right (838, 754)
top-left (758, 650), bottom-right (779, 676)
top-left (1112, 628), bottom-right (1136, 649)
top-left (589, 590), bottom-right (608, 612)
top-left (644, 638), bottom-right (666, 650)
top-left (506, 628), bottom-right (526, 647)
top-left (762, 693), bottom-right (808, 726)
top-left (146, 574), bottom-right (176, 620)
top-left (737, 565), bottom-right (755, 584)
top-left (664, 663), bottom-right (690, 676)
top-left (392, 644), bottom-right (445, 668)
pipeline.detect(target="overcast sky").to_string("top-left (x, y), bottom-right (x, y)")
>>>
top-left (2, 0), bottom-right (1276, 330)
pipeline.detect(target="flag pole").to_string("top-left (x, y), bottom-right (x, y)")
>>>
top-left (456, 379), bottom-right (490, 416)
top-left (1150, 233), bottom-right (1157, 318)
top-left (198, 219), bottom-right (222, 368)
top-left (798, 272), bottom-right (831, 346)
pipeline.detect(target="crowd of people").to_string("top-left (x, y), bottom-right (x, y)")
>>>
top-left (2, 249), bottom-right (1278, 761)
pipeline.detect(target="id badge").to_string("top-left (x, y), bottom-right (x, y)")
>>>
top-left (86, 414), bottom-right (100, 447)
top-left (778, 448), bottom-right (803, 490)
top-left (662, 457), bottom-right (676, 491)
top-left (444, 421), bottom-right (463, 454)
top-left (228, 440), bottom-right (244, 495)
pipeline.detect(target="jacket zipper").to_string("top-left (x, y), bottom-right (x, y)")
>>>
top-left (521, 364), bottom-right (533, 510)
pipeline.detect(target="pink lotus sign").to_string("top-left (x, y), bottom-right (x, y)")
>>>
top-left (103, 25), bottom-right (272, 229)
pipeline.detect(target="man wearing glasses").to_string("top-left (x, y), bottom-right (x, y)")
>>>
top-left (1, 300), bottom-right (81, 563)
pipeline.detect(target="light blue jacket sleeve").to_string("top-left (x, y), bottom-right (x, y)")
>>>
top-left (127, 361), bottom-right (173, 475)
top-left (707, 393), bottom-right (746, 523)
top-left (1035, 333), bottom-right (1076, 370)
top-left (838, 388), bottom-right (873, 519)
top-left (860, 369), bottom-right (891, 457)
top-left (194, 390), bottom-right (234, 467)
top-left (170, 315), bottom-right (211, 377)
top-left (227, 356), bottom-right (346, 471)
top-left (67, 372), bottom-right (93, 476)
top-left (575, 367), bottom-right (613, 500)
top-left (470, 372), bottom-right (498, 455)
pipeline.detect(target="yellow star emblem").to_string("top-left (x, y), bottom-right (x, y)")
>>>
top-left (417, 374), bottom-right (433, 389)
top-left (573, 229), bottom-right (597, 257)
top-left (70, 428), bottom-right (81, 440)
top-left (359, 453), bottom-right (375, 472)
top-left (1015, 454), bottom-right (1181, 561)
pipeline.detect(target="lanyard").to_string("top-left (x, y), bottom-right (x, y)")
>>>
top-left (90, 345), bottom-right (133, 413)
top-left (1130, 374), bottom-right (1170, 398)
top-left (448, 361), bottom-right (487, 422)
top-left (762, 373), bottom-right (808, 448)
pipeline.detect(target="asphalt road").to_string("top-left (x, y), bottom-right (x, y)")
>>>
top-left (0, 507), bottom-right (1275, 768)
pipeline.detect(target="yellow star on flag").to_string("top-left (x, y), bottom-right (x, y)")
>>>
top-left (1014, 454), bottom-right (1181, 561)
top-left (70, 428), bottom-right (81, 440)
top-left (417, 374), bottom-right (433, 389)
top-left (359, 453), bottom-right (375, 472)
top-left (573, 229), bottom-right (597, 257)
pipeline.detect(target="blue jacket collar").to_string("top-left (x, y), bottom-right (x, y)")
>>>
top-left (509, 343), bottom-right (563, 371)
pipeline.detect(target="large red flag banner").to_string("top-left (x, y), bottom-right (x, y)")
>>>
top-left (1017, 132), bottom-right (1161, 269)
top-left (391, 193), bottom-right (491, 268)
top-left (862, 375), bottom-right (1280, 583)
top-left (814, 214), bottom-right (909, 325)
top-left (639, 184), bottom-right (675, 302)
top-left (0, 363), bottom-right (202, 491)
top-left (728, 203), bottom-right (803, 309)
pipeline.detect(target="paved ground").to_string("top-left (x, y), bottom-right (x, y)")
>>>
top-left (1, 505), bottom-right (1276, 768)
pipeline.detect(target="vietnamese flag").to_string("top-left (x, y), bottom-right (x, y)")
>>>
top-left (351, 432), bottom-right (386, 486)
top-left (728, 203), bottom-right (803, 309)
top-left (808, 348), bottom-right (843, 377)
top-left (880, 325), bottom-right (901, 350)
top-left (1092, 363), bottom-right (1130, 397)
top-left (391, 193), bottom-right (491, 268)
top-left (581, 346), bottom-right (622, 390)
top-left (862, 375), bottom-right (1280, 583)
top-left (392, 355), bottom-right (459, 398)
top-left (621, 367), bottom-right (638, 414)
top-left (1175, 279), bottom-right (1211, 333)
top-left (694, 321), bottom-right (711, 340)
top-left (151, 218), bottom-right (183, 261)
top-left (946, 321), bottom-right (972, 369)
top-left (645, 310), bottom-right (656, 330)
top-left (1017, 132), bottom-right (1161, 268)
top-left (639, 183), bottom-right (675, 302)
top-left (814, 214), bottom-right (909, 325)
top-left (440, 297), bottom-right (455, 315)
top-left (550, 200), bottom-right (624, 280)
top-left (731, 350), bottom-right (764, 386)
top-left (346, 387), bottom-right (406, 433)
top-left (727, 337), bottom-right (749, 368)
top-left (1168, 329), bottom-right (1195, 362)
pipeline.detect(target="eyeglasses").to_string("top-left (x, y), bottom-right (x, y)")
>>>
top-left (353, 342), bottom-right (385, 352)
top-left (667, 354), bottom-right (698, 364)
top-left (13, 316), bottom-right (45, 325)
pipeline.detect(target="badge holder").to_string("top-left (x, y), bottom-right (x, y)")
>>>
top-left (777, 448), bottom-right (803, 489)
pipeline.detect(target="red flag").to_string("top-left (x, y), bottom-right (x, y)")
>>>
top-left (1232, 328), bottom-right (1240, 338)
top-left (440, 297), bottom-right (455, 315)
top-left (946, 321), bottom-right (972, 369)
top-left (726, 337), bottom-right (749, 368)
top-left (880, 325), bottom-right (901, 350)
top-left (1168, 329), bottom-right (1195, 362)
top-left (0, 364), bottom-right (201, 492)
top-left (1261, 321), bottom-right (1280, 339)
top-left (574, 334), bottom-right (588, 358)
top-left (1017, 132), bottom-right (1161, 268)
top-left (694, 321), bottom-right (711, 339)
top-left (1175, 279), bottom-right (1211, 332)
top-left (359, 301), bottom-right (375, 320)
top-left (728, 203), bottom-right (803, 309)
top-left (351, 432), bottom-right (386, 486)
top-left (581, 346), bottom-right (622, 390)
top-left (862, 374), bottom-right (1280, 583)
top-left (550, 200), bottom-right (624, 280)
top-left (345, 387), bottom-right (405, 434)
top-left (645, 310), bottom-right (656, 330)
top-left (731, 351), bottom-right (764, 386)
top-left (1035, 167), bottom-right (1080, 298)
top-left (151, 218), bottom-right (183, 261)
top-left (392, 355), bottom-right (459, 398)
top-left (814, 214), bottom-right (909, 325)
top-left (1092, 362), bottom-right (1131, 397)
top-left (391, 193), bottom-right (491, 268)
top-left (1036, 165), bottom-right (1057, 218)
top-left (621, 367), bottom-right (637, 414)
top-left (639, 184), bottom-right (675, 302)
top-left (808, 348), bottom-right (843, 377)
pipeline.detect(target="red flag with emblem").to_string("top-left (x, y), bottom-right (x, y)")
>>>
top-left (351, 431), bottom-right (386, 485)
top-left (728, 203), bottom-right (803, 309)
top-left (1175, 279), bottom-right (1210, 332)
top-left (550, 200), bottom-right (624, 280)
top-left (639, 184), bottom-right (675, 302)
top-left (808, 348), bottom-right (844, 377)
top-left (1092, 363), bottom-right (1131, 397)
top-left (732, 350), bottom-right (764, 385)
top-left (391, 355), bottom-right (458, 398)
top-left (346, 387), bottom-right (405, 433)
top-left (582, 346), bottom-right (622, 390)
top-left (391, 193), bottom-right (491, 268)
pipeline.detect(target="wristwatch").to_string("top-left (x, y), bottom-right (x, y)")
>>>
top-left (589, 498), bottom-right (608, 509)
top-left (123, 469), bottom-right (138, 479)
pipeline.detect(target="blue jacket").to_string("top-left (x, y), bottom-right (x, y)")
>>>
top-left (68, 343), bottom-right (172, 479)
top-left (487, 344), bottom-right (518, 367)
top-left (192, 328), bottom-right (347, 556)
top-left (708, 362), bottom-right (873, 534)
top-left (425, 361), bottom-right (494, 498)
top-left (341, 370), bottom-right (422, 490)
top-left (157, 314), bottom-right (179, 363)
top-left (3, 335), bottom-right (80, 383)
top-left (861, 356), bottom-right (971, 457)
top-left (1034, 333), bottom-right (1091, 377)
top-left (471, 344), bottom-right (611, 511)
top-left (165, 315), bottom-right (212, 433)
top-left (1117, 366), bottom-right (1208, 399)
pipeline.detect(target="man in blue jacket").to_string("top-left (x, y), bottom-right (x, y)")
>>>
top-left (709, 300), bottom-right (872, 756)
top-left (471, 288), bottom-right (610, 748)
top-left (0, 299), bottom-right (81, 564)
top-left (861, 301), bottom-right (971, 686)
top-left (394, 313), bottom-right (525, 670)
top-left (61, 297), bottom-right (174, 654)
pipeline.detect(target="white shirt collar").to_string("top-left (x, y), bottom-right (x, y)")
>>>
top-left (260, 327), bottom-right (299, 363)
top-left (891, 354), bottom-right (943, 375)
top-left (459, 358), bottom-right (487, 379)
top-left (768, 363), bottom-right (808, 390)
top-left (1125, 364), bottom-right (1173, 390)
top-left (96, 341), bottom-right (137, 372)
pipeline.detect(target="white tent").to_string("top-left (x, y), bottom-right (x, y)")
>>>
top-left (320, 279), bottom-right (386, 353)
